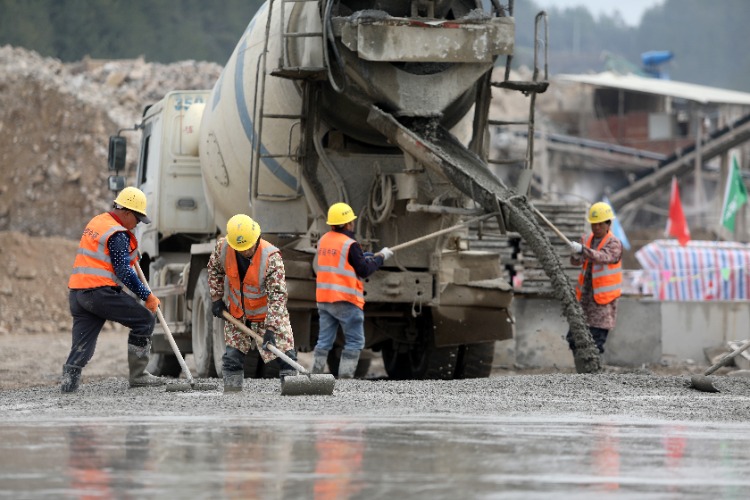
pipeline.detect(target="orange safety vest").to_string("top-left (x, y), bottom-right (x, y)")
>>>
top-left (223, 238), bottom-right (279, 322)
top-left (576, 231), bottom-right (622, 304)
top-left (316, 231), bottom-right (365, 309)
top-left (68, 213), bottom-right (138, 289)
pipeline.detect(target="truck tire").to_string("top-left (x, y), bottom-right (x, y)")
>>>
top-left (191, 269), bottom-right (218, 378)
top-left (146, 353), bottom-right (182, 377)
top-left (454, 342), bottom-right (495, 379)
top-left (381, 310), bottom-right (458, 380)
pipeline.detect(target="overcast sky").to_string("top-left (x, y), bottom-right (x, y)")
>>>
top-left (533, 0), bottom-right (665, 27)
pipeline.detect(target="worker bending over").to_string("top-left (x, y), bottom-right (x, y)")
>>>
top-left (208, 214), bottom-right (298, 392)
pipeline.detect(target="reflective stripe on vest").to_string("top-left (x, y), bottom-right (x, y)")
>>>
top-left (222, 239), bottom-right (278, 321)
top-left (68, 213), bottom-right (138, 289)
top-left (575, 231), bottom-right (622, 304)
top-left (316, 231), bottom-right (365, 309)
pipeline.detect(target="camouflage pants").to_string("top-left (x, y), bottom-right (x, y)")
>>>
top-left (223, 317), bottom-right (294, 364)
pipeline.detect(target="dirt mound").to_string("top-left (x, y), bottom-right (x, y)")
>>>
top-left (0, 45), bottom-right (222, 340)
top-left (0, 45), bottom-right (222, 239)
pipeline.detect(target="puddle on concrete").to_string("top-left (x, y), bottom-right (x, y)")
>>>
top-left (1, 416), bottom-right (749, 499)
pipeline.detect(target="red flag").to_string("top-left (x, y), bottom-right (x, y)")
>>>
top-left (665, 176), bottom-right (690, 246)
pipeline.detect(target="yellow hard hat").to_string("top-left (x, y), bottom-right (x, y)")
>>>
top-left (326, 202), bottom-right (357, 226)
top-left (226, 214), bottom-right (261, 251)
top-left (587, 202), bottom-right (615, 224)
top-left (114, 186), bottom-right (151, 224)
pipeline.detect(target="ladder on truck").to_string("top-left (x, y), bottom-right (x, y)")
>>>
top-left (485, 5), bottom-right (549, 197)
top-left (251, 0), bottom-right (327, 204)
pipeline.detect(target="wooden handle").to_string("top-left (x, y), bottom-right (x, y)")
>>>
top-left (531, 205), bottom-right (574, 246)
top-left (705, 338), bottom-right (750, 376)
top-left (222, 311), bottom-right (309, 375)
top-left (387, 212), bottom-right (499, 253)
top-left (134, 261), bottom-right (193, 383)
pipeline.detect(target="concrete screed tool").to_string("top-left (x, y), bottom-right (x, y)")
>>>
top-left (222, 311), bottom-right (335, 396)
top-left (135, 261), bottom-right (217, 392)
top-left (690, 337), bottom-right (750, 393)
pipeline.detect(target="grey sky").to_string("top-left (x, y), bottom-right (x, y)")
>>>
top-left (532, 0), bottom-right (665, 27)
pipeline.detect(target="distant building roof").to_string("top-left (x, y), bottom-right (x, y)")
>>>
top-left (555, 71), bottom-right (750, 106)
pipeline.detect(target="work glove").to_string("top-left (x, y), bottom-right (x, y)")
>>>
top-left (378, 247), bottom-right (394, 261)
top-left (212, 299), bottom-right (227, 319)
top-left (569, 241), bottom-right (583, 254)
top-left (145, 293), bottom-right (160, 313)
top-left (262, 329), bottom-right (277, 351)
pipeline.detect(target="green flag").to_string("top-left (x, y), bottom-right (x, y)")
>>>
top-left (720, 154), bottom-right (748, 231)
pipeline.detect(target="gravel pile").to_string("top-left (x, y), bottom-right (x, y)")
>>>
top-left (2, 373), bottom-right (749, 423)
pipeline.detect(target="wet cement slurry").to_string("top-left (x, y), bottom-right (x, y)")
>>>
top-left (2, 416), bottom-right (750, 498)
top-left (2, 375), bottom-right (750, 498)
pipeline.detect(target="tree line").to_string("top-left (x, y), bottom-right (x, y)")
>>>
top-left (1, 0), bottom-right (748, 91)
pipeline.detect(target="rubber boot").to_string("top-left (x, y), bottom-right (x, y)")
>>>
top-left (222, 346), bottom-right (245, 392)
top-left (337, 349), bottom-right (361, 379)
top-left (61, 364), bottom-right (82, 393)
top-left (128, 344), bottom-right (166, 388)
top-left (223, 370), bottom-right (244, 393)
top-left (311, 348), bottom-right (329, 374)
top-left (277, 349), bottom-right (299, 381)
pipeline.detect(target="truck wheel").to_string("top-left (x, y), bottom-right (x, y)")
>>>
top-left (326, 347), bottom-right (372, 378)
top-left (146, 353), bottom-right (182, 377)
top-left (382, 342), bottom-right (457, 380)
top-left (381, 310), bottom-right (458, 380)
top-left (191, 269), bottom-right (218, 378)
top-left (454, 342), bottom-right (495, 379)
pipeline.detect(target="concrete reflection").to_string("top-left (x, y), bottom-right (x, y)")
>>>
top-left (313, 421), bottom-right (364, 500)
top-left (0, 417), bottom-right (749, 498)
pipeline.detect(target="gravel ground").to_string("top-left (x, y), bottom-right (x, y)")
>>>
top-left (2, 370), bottom-right (749, 424)
top-left (3, 331), bottom-right (749, 424)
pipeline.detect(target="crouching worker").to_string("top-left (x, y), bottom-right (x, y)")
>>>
top-left (63, 186), bottom-right (164, 392)
top-left (208, 214), bottom-right (298, 392)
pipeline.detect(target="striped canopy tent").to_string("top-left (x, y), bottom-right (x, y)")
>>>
top-left (635, 240), bottom-right (750, 300)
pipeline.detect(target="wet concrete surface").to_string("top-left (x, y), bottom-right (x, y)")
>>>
top-left (2, 374), bottom-right (750, 498)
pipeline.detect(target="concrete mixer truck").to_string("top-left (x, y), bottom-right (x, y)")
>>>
top-left (107, 0), bottom-right (591, 380)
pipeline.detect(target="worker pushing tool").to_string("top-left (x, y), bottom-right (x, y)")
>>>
top-left (62, 186), bottom-right (165, 392)
top-left (566, 202), bottom-right (623, 361)
top-left (312, 202), bottom-right (393, 379)
top-left (208, 214), bottom-right (299, 392)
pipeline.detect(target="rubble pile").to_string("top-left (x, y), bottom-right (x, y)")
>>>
top-left (0, 46), bottom-right (221, 334)
top-left (0, 45), bottom-right (222, 239)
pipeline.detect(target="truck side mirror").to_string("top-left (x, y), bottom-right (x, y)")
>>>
top-left (108, 136), bottom-right (127, 171)
top-left (108, 175), bottom-right (126, 192)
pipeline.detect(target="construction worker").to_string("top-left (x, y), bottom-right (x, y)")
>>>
top-left (63, 186), bottom-right (164, 392)
top-left (567, 201), bottom-right (623, 356)
top-left (208, 214), bottom-right (298, 392)
top-left (312, 202), bottom-right (393, 378)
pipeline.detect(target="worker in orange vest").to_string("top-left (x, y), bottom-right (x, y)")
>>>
top-left (63, 187), bottom-right (163, 392)
top-left (207, 214), bottom-right (298, 392)
top-left (567, 201), bottom-right (623, 359)
top-left (312, 202), bottom-right (392, 379)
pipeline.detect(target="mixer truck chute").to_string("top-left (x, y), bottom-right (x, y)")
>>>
top-left (109, 0), bottom-right (602, 380)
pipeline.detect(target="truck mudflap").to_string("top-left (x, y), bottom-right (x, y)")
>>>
top-left (433, 279), bottom-right (514, 346)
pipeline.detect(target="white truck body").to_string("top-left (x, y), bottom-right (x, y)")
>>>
top-left (112, 0), bottom-right (538, 380)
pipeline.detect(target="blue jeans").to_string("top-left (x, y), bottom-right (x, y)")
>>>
top-left (316, 301), bottom-right (365, 351)
top-left (566, 326), bottom-right (609, 354)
